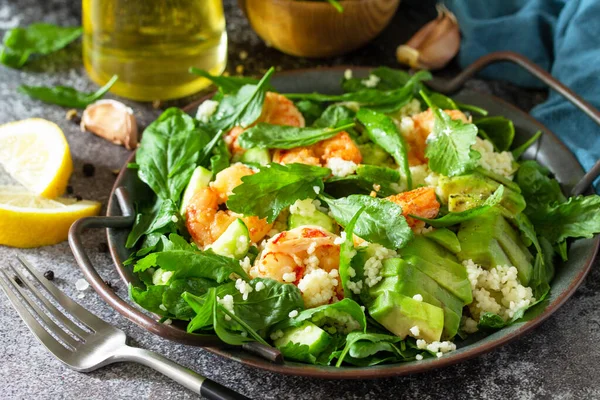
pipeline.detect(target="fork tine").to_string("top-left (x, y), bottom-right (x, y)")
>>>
top-left (8, 261), bottom-right (90, 341)
top-left (0, 270), bottom-right (74, 357)
top-left (16, 255), bottom-right (109, 331)
top-left (6, 265), bottom-right (81, 350)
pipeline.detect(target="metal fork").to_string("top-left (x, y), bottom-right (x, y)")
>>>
top-left (0, 255), bottom-right (248, 400)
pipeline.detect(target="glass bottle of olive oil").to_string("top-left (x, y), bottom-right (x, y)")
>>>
top-left (82, 0), bottom-right (227, 101)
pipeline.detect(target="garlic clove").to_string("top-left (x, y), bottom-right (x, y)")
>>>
top-left (396, 4), bottom-right (460, 70)
top-left (80, 99), bottom-right (138, 150)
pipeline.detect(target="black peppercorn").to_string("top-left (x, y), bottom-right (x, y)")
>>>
top-left (75, 195), bottom-right (83, 201)
top-left (66, 185), bottom-right (74, 194)
top-left (82, 163), bottom-right (95, 177)
top-left (43, 270), bottom-right (55, 280)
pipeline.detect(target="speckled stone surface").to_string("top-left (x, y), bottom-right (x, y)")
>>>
top-left (0, 1), bottom-right (598, 399)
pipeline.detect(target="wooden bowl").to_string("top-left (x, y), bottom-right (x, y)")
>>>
top-left (238, 0), bottom-right (401, 58)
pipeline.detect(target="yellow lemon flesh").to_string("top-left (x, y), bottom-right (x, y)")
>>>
top-left (0, 118), bottom-right (73, 198)
top-left (0, 186), bottom-right (101, 248)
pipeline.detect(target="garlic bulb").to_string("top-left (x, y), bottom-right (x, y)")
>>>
top-left (396, 4), bottom-right (460, 70)
top-left (81, 100), bottom-right (138, 150)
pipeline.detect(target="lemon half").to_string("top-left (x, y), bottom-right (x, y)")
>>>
top-left (0, 118), bottom-right (73, 198)
top-left (0, 186), bottom-right (101, 248)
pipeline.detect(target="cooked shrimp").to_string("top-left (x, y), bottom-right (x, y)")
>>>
top-left (405, 109), bottom-right (469, 165)
top-left (250, 226), bottom-right (342, 307)
top-left (386, 186), bottom-right (440, 230)
top-left (185, 164), bottom-right (273, 247)
top-left (224, 92), bottom-right (305, 157)
top-left (272, 131), bottom-right (362, 167)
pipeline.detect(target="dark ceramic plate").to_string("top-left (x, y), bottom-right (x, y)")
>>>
top-left (74, 63), bottom-right (600, 379)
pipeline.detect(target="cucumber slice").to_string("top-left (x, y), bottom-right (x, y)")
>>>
top-left (211, 218), bottom-right (251, 259)
top-left (180, 166), bottom-right (212, 214)
top-left (274, 321), bottom-right (332, 358)
top-left (288, 211), bottom-right (335, 233)
top-left (241, 148), bottom-right (271, 165)
top-left (152, 268), bottom-right (173, 286)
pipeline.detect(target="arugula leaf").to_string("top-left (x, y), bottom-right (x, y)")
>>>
top-left (529, 236), bottom-right (555, 300)
top-left (184, 288), bottom-right (216, 333)
top-left (189, 67), bottom-right (261, 94)
top-left (238, 122), bottom-right (355, 149)
top-left (209, 137), bottom-right (231, 176)
top-left (410, 185), bottom-right (504, 228)
top-left (1, 23), bottom-right (82, 68)
top-left (320, 194), bottom-right (413, 249)
top-left (512, 130), bottom-right (542, 159)
top-left (454, 101), bottom-right (488, 116)
top-left (18, 75), bottom-right (118, 108)
top-left (422, 91), bottom-right (480, 177)
top-left (339, 207), bottom-right (364, 299)
top-left (475, 116), bottom-right (515, 152)
top-left (294, 100), bottom-right (325, 126)
top-left (286, 71), bottom-right (431, 113)
top-left (136, 108), bottom-right (208, 203)
top-left (227, 163), bottom-right (330, 223)
top-left (342, 67), bottom-right (412, 92)
top-left (134, 249), bottom-right (249, 282)
top-left (356, 108), bottom-right (412, 189)
top-left (129, 284), bottom-right (168, 317)
top-left (313, 105), bottom-right (358, 137)
top-left (205, 67), bottom-right (274, 133)
top-left (515, 160), bottom-right (566, 216)
top-left (531, 195), bottom-right (600, 244)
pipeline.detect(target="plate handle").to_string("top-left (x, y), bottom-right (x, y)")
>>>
top-left (427, 50), bottom-right (600, 195)
top-left (68, 187), bottom-right (283, 363)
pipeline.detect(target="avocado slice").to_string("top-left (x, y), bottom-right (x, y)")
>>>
top-left (369, 291), bottom-right (444, 342)
top-left (424, 228), bottom-right (461, 254)
top-left (457, 208), bottom-right (533, 285)
top-left (371, 258), bottom-right (462, 339)
top-left (401, 235), bottom-right (454, 261)
top-left (274, 321), bottom-right (332, 361)
top-left (288, 210), bottom-right (336, 233)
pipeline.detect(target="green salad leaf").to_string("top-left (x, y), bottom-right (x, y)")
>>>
top-left (136, 108), bottom-right (209, 203)
top-left (1, 23), bottom-right (82, 68)
top-left (205, 67), bottom-right (274, 133)
top-left (475, 116), bottom-right (515, 152)
top-left (273, 298), bottom-right (366, 333)
top-left (515, 160), bottom-right (565, 216)
top-left (320, 194), bottom-right (413, 249)
top-left (339, 207), bottom-right (364, 299)
top-left (294, 100), bottom-right (325, 126)
top-left (227, 163), bottom-right (330, 223)
top-left (422, 91), bottom-right (480, 177)
top-left (184, 288), bottom-right (216, 333)
top-left (209, 137), bottom-right (231, 176)
top-left (512, 130), bottom-right (542, 159)
top-left (238, 122), bottom-right (355, 149)
top-left (163, 278), bottom-right (218, 320)
top-left (134, 249), bottom-right (249, 283)
top-left (189, 67), bottom-right (261, 94)
top-left (324, 176), bottom-right (398, 198)
top-left (356, 108), bottom-right (412, 189)
top-left (410, 185), bottom-right (504, 227)
top-left (125, 199), bottom-right (180, 248)
top-left (342, 67), bottom-right (412, 92)
top-left (129, 284), bottom-right (169, 317)
top-left (313, 105), bottom-right (358, 138)
top-left (335, 332), bottom-right (405, 367)
top-left (18, 75), bottom-right (118, 108)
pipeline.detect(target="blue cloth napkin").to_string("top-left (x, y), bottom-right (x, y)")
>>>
top-left (444, 0), bottom-right (600, 191)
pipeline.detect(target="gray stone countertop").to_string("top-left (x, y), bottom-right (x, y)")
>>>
top-left (0, 0), bottom-right (598, 399)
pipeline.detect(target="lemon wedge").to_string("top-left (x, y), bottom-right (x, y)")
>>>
top-left (0, 118), bottom-right (73, 198)
top-left (0, 186), bottom-right (101, 248)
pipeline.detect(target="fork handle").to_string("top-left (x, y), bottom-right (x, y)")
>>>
top-left (115, 345), bottom-right (249, 399)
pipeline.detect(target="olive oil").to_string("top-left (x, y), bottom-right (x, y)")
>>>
top-left (82, 0), bottom-right (227, 101)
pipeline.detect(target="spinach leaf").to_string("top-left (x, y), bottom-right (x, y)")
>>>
top-left (423, 92), bottom-right (458, 110)
top-left (320, 194), bottom-right (413, 249)
top-left (163, 278), bottom-right (218, 320)
top-left (274, 298), bottom-right (366, 333)
top-left (342, 67), bottom-right (412, 92)
top-left (475, 116), bottom-right (515, 152)
top-left (512, 130), bottom-right (542, 159)
top-left (1, 23), bottom-right (82, 68)
top-left (454, 101), bottom-right (488, 116)
top-left (277, 342), bottom-right (317, 364)
top-left (339, 207), bottom-right (363, 299)
top-left (478, 312), bottom-right (506, 330)
top-left (126, 199), bottom-right (180, 248)
top-left (238, 122), bottom-right (354, 149)
top-left (515, 160), bottom-right (566, 216)
top-left (134, 249), bottom-right (249, 282)
top-left (129, 284), bottom-right (168, 316)
top-left (410, 185), bottom-right (504, 228)
top-left (286, 70), bottom-right (431, 113)
top-left (422, 91), bottom-right (480, 177)
top-left (18, 75), bottom-right (118, 108)
top-left (189, 67), bottom-right (261, 94)
top-left (295, 100), bottom-right (325, 126)
top-left (209, 137), bottom-right (231, 176)
top-left (356, 108), bottom-right (412, 189)
top-left (324, 175), bottom-right (399, 198)
top-left (136, 108), bottom-right (208, 204)
top-left (531, 195), bottom-right (600, 244)
top-left (205, 67), bottom-right (274, 133)
top-left (335, 332), bottom-right (404, 367)
top-left (356, 164), bottom-right (400, 184)
top-left (227, 163), bottom-right (330, 223)
top-left (217, 303), bottom-right (270, 346)
top-left (313, 104), bottom-right (358, 138)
